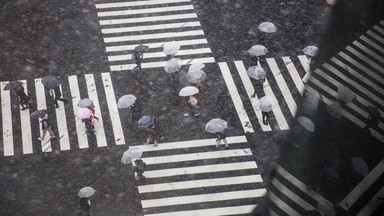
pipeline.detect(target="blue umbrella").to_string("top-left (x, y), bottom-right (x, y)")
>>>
top-left (138, 115), bottom-right (154, 128)
top-left (41, 75), bottom-right (61, 88)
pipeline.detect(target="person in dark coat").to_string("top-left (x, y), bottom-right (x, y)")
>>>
top-left (77, 197), bottom-right (91, 216)
top-left (51, 86), bottom-right (67, 108)
top-left (144, 123), bottom-right (164, 146)
top-left (15, 85), bottom-right (30, 110)
top-left (134, 159), bottom-right (147, 183)
top-left (262, 111), bottom-right (270, 126)
top-left (129, 100), bottom-right (142, 121)
top-left (216, 121), bottom-right (228, 148)
top-left (251, 78), bottom-right (265, 98)
top-left (132, 52), bottom-right (143, 74)
top-left (82, 116), bottom-right (97, 135)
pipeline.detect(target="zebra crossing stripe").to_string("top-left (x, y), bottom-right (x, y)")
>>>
top-left (68, 75), bottom-right (89, 149)
top-left (360, 35), bottom-right (384, 54)
top-left (101, 21), bottom-right (201, 34)
top-left (97, 5), bottom-right (195, 17)
top-left (268, 191), bottom-right (301, 216)
top-left (144, 205), bottom-right (257, 216)
top-left (108, 48), bottom-right (212, 61)
top-left (373, 24), bottom-right (384, 35)
top-left (297, 55), bottom-right (310, 73)
top-left (352, 41), bottom-right (384, 63)
top-left (85, 74), bottom-right (107, 147)
top-left (34, 78), bottom-right (52, 152)
top-left (106, 39), bottom-right (209, 52)
top-left (95, 0), bottom-right (191, 9)
top-left (101, 73), bottom-right (125, 145)
top-left (357, 186), bottom-right (384, 216)
top-left (1, 82), bottom-right (14, 156)
top-left (54, 85), bottom-right (70, 151)
top-left (139, 175), bottom-right (263, 193)
top-left (19, 80), bottom-right (33, 154)
top-left (99, 13), bottom-right (198, 26)
top-left (233, 61), bottom-right (272, 131)
top-left (141, 188), bottom-right (267, 208)
top-left (103, 30), bottom-right (205, 43)
top-left (218, 62), bottom-right (254, 133)
top-left (367, 30), bottom-right (384, 44)
top-left (269, 209), bottom-right (279, 216)
top-left (282, 57), bottom-right (305, 96)
top-left (345, 46), bottom-right (384, 73)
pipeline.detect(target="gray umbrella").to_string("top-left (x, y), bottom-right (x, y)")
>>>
top-left (327, 99), bottom-right (342, 119)
top-left (41, 75), bottom-right (60, 88)
top-left (134, 44), bottom-right (149, 53)
top-left (188, 63), bottom-right (205, 73)
top-left (179, 86), bottom-right (199, 97)
top-left (3, 81), bottom-right (23, 90)
top-left (297, 116), bottom-right (315, 132)
top-left (117, 94), bottom-right (137, 109)
top-left (121, 147), bottom-right (143, 165)
top-left (77, 98), bottom-right (93, 108)
top-left (338, 85), bottom-right (354, 103)
top-left (163, 41), bottom-right (180, 55)
top-left (258, 22), bottom-right (277, 33)
top-left (258, 96), bottom-right (278, 112)
top-left (302, 92), bottom-right (319, 115)
top-left (205, 118), bottom-right (228, 133)
top-left (30, 109), bottom-right (48, 119)
top-left (78, 187), bottom-right (95, 198)
top-left (248, 45), bottom-right (268, 56)
top-left (302, 46), bottom-right (319, 57)
top-left (164, 58), bottom-right (182, 73)
top-left (247, 66), bottom-right (265, 80)
top-left (351, 157), bottom-right (369, 177)
top-left (186, 69), bottom-right (206, 84)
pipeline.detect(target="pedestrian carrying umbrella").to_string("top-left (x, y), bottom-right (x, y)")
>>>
top-left (205, 118), bottom-right (228, 134)
top-left (247, 66), bottom-right (265, 80)
top-left (258, 22), bottom-right (277, 33)
top-left (302, 92), bottom-right (319, 115)
top-left (41, 75), bottom-right (61, 88)
top-left (186, 69), bottom-right (206, 84)
top-left (248, 45), bottom-right (268, 56)
top-left (179, 86), bottom-right (199, 97)
top-left (75, 107), bottom-right (93, 120)
top-left (163, 41), bottom-right (180, 55)
top-left (121, 147), bottom-right (143, 165)
top-left (258, 96), bottom-right (278, 112)
top-left (338, 85), bottom-right (354, 103)
top-left (327, 99), bottom-right (342, 119)
top-left (302, 46), bottom-right (319, 57)
top-left (78, 187), bottom-right (95, 198)
top-left (138, 115), bottom-right (154, 128)
top-left (188, 63), bottom-right (205, 73)
top-left (164, 58), bottom-right (182, 73)
top-left (134, 44), bottom-right (149, 53)
top-left (117, 94), bottom-right (137, 109)
top-left (297, 116), bottom-right (315, 132)
top-left (77, 98), bottom-right (93, 108)
top-left (351, 157), bottom-right (369, 177)
top-left (3, 81), bottom-right (23, 90)
top-left (30, 109), bottom-right (48, 119)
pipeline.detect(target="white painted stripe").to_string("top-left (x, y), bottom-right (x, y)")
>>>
top-left (269, 209), bottom-right (279, 216)
top-left (54, 85), bottom-right (70, 151)
top-left (267, 58), bottom-right (298, 117)
top-left (218, 62), bottom-right (254, 133)
top-left (110, 57), bottom-right (215, 71)
top-left (101, 73), bottom-right (125, 145)
top-left (97, 5), bottom-right (194, 17)
top-left (19, 80), bottom-right (33, 154)
top-left (139, 175), bottom-right (263, 193)
top-left (108, 48), bottom-right (212, 61)
top-left (96, 0), bottom-right (191, 9)
top-left (141, 148), bottom-right (253, 165)
top-left (144, 205), bottom-right (257, 216)
top-left (345, 46), bottom-right (384, 74)
top-left (100, 13), bottom-right (197, 25)
top-left (68, 76), bottom-right (89, 149)
top-left (106, 38), bottom-right (208, 52)
top-left (234, 61), bottom-right (271, 131)
top-left (353, 41), bottom-right (384, 63)
top-left (268, 191), bottom-right (301, 216)
top-left (85, 74), bottom-right (107, 147)
top-left (1, 82), bottom-right (14, 156)
top-left (142, 161), bottom-right (257, 178)
top-left (373, 25), bottom-right (384, 35)
top-left (141, 189), bottom-right (267, 208)
top-left (104, 30), bottom-right (204, 43)
top-left (34, 79), bottom-right (52, 152)
top-left (360, 35), bottom-right (384, 54)
top-left (340, 159), bottom-right (384, 210)
top-left (133, 136), bottom-right (246, 152)
top-left (367, 30), bottom-right (384, 44)
top-left (276, 165), bottom-right (332, 206)
top-left (102, 21), bottom-right (201, 34)
top-left (357, 186), bottom-right (384, 216)
top-left (297, 55), bottom-right (310, 73)
top-left (282, 57), bottom-right (305, 96)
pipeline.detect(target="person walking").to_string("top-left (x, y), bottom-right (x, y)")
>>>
top-left (38, 114), bottom-right (55, 141)
top-left (88, 102), bottom-right (99, 120)
top-left (364, 106), bottom-right (380, 133)
top-left (262, 110), bottom-right (270, 125)
top-left (184, 95), bottom-right (200, 117)
top-left (50, 86), bottom-right (67, 108)
top-left (216, 126), bottom-right (228, 149)
top-left (251, 78), bottom-right (265, 98)
top-left (82, 116), bottom-right (97, 135)
top-left (15, 85), bottom-right (30, 110)
top-left (129, 100), bottom-right (141, 121)
top-left (77, 197), bottom-right (91, 216)
top-left (132, 52), bottom-right (143, 74)
top-left (144, 122), bottom-right (164, 146)
top-left (134, 159), bottom-right (147, 183)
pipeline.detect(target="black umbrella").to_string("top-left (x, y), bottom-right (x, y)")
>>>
top-left (41, 75), bottom-right (60, 88)
top-left (30, 109), bottom-right (48, 119)
top-left (3, 81), bottom-right (23, 90)
top-left (134, 44), bottom-right (149, 53)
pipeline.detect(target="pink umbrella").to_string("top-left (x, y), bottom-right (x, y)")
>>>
top-left (75, 107), bottom-right (92, 119)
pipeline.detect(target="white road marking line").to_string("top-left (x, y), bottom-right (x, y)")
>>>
top-left (102, 21), bottom-right (201, 34)
top-left (360, 35), bottom-right (384, 54)
top-left (141, 189), bottom-right (267, 208)
top-left (345, 46), bottom-right (384, 74)
top-left (34, 78), bottom-right (52, 152)
top-left (101, 73), bottom-right (125, 145)
top-left (297, 55), bottom-right (310, 73)
top-left (1, 82), bottom-right (14, 156)
top-left (218, 62), bottom-right (254, 133)
top-left (103, 30), bottom-right (205, 43)
top-left (68, 75), bottom-right (89, 149)
top-left (54, 85), bottom-right (70, 151)
top-left (373, 25), bottom-right (384, 35)
top-left (100, 13), bottom-right (198, 26)
top-left (353, 41), bottom-right (384, 63)
top-left (95, 0), bottom-right (191, 9)
top-left (144, 205), bottom-right (257, 216)
top-left (19, 80), bottom-right (33, 154)
top-left (357, 186), bottom-right (384, 216)
top-left (139, 175), bottom-right (263, 193)
top-left (85, 74), bottom-right (107, 147)
top-left (234, 61), bottom-right (271, 131)
top-left (268, 191), bottom-right (301, 216)
top-left (108, 48), bottom-right (212, 61)
top-left (97, 5), bottom-right (194, 17)
top-left (282, 57), bottom-right (305, 96)
top-left (367, 30), bottom-right (384, 44)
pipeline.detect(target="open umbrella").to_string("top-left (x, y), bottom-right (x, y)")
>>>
top-left (117, 94), bottom-right (137, 109)
top-left (338, 85), bottom-right (354, 103)
top-left (164, 58), bottom-right (182, 73)
top-left (351, 157), bottom-right (369, 177)
top-left (121, 147), bottom-right (143, 165)
top-left (186, 69), bottom-right (206, 84)
top-left (75, 107), bottom-right (93, 120)
top-left (77, 98), bottom-right (93, 108)
top-left (188, 63), bottom-right (205, 73)
top-left (179, 86), bottom-right (199, 97)
top-left (205, 118), bottom-right (227, 133)
top-left (258, 22), bottom-right (277, 33)
top-left (134, 44), bottom-right (149, 53)
top-left (41, 75), bottom-right (60, 88)
top-left (326, 0), bottom-right (336, 5)
top-left (30, 109), bottom-right (48, 119)
top-left (248, 45), bottom-right (268, 56)
top-left (302, 92), bottom-right (319, 115)
top-left (78, 187), bottom-right (95, 198)
top-left (138, 115), bottom-right (154, 128)
top-left (327, 99), bottom-right (342, 119)
top-left (3, 81), bottom-right (23, 90)
top-left (163, 41), bottom-right (180, 55)
top-left (258, 96), bottom-right (278, 112)
top-left (247, 66), bottom-right (265, 80)
top-left (302, 46), bottom-right (319, 57)
top-left (297, 116), bottom-right (315, 132)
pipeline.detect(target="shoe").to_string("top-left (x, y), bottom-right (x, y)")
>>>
top-left (38, 137), bottom-right (43, 141)
top-left (55, 105), bottom-right (59, 108)
top-left (81, 132), bottom-right (85, 135)
top-left (50, 136), bottom-right (56, 139)
top-left (194, 113), bottom-right (200, 117)
top-left (183, 113), bottom-right (189, 116)
top-left (21, 107), bottom-right (28, 110)
top-left (251, 94), bottom-right (255, 98)
top-left (154, 144), bottom-right (158, 147)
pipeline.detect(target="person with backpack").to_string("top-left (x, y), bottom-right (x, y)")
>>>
top-left (134, 159), bottom-right (147, 183)
top-left (38, 114), bottom-right (55, 141)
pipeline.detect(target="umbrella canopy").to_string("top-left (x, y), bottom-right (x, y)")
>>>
top-left (297, 116), bottom-right (315, 132)
top-left (78, 187), bottom-right (95, 198)
top-left (338, 86), bottom-right (354, 103)
top-left (188, 63), bottom-right (205, 73)
top-left (117, 94), bottom-right (137, 109)
top-left (258, 96), bottom-right (278, 112)
top-left (77, 98), bottom-right (93, 108)
top-left (3, 81), bottom-right (23, 90)
top-left (121, 147), bottom-right (143, 165)
top-left (247, 66), bottom-right (265, 80)
top-left (326, 0), bottom-right (336, 5)
top-left (205, 118), bottom-right (228, 133)
top-left (248, 45), bottom-right (268, 56)
top-left (134, 44), bottom-right (149, 53)
top-left (41, 75), bottom-right (61, 88)
top-left (30, 109), bottom-right (48, 119)
top-left (302, 46), bottom-right (319, 57)
top-left (138, 115), bottom-right (154, 128)
top-left (179, 86), bottom-right (199, 97)
top-left (351, 157), bottom-right (369, 177)
top-left (163, 41), bottom-right (180, 55)
top-left (164, 58), bottom-right (182, 73)
top-left (75, 107), bottom-right (93, 120)
top-left (327, 99), bottom-right (342, 119)
top-left (302, 92), bottom-right (319, 115)
top-left (258, 22), bottom-right (277, 33)
top-left (186, 69), bottom-right (206, 84)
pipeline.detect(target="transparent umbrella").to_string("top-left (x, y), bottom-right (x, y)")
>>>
top-left (338, 85), bottom-right (354, 103)
top-left (164, 58), bottom-right (182, 73)
top-left (121, 147), bottom-right (143, 165)
top-left (3, 81), bottom-right (23, 90)
top-left (117, 94), bottom-right (137, 109)
top-left (186, 69), bottom-right (206, 84)
top-left (78, 187), bottom-right (95, 198)
top-left (302, 92), bottom-right (319, 115)
top-left (351, 157), bottom-right (369, 177)
top-left (327, 99), bottom-right (342, 118)
top-left (205, 118), bottom-right (228, 133)
top-left (258, 96), bottom-right (278, 112)
top-left (30, 109), bottom-right (48, 119)
top-left (75, 107), bottom-right (92, 120)
top-left (41, 75), bottom-right (60, 88)
top-left (258, 22), bottom-right (277, 33)
top-left (163, 41), bottom-right (180, 55)
top-left (188, 63), bottom-right (205, 73)
top-left (248, 45), bottom-right (268, 56)
top-left (77, 98), bottom-right (93, 108)
top-left (302, 46), bottom-right (319, 57)
top-left (138, 115), bottom-right (154, 128)
top-left (297, 116), bottom-right (315, 132)
top-left (247, 66), bottom-right (265, 80)
top-left (179, 86), bottom-right (199, 97)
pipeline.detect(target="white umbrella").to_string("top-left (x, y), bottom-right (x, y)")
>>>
top-left (78, 187), bottom-right (95, 198)
top-left (247, 66), bottom-right (265, 80)
top-left (338, 85), bottom-right (354, 103)
top-left (258, 22), bottom-right (277, 33)
top-left (163, 41), bottom-right (180, 55)
top-left (179, 86), bottom-right (199, 97)
top-left (302, 46), bottom-right (319, 57)
top-left (188, 63), bottom-right (205, 73)
top-left (186, 69), bottom-right (206, 84)
top-left (117, 94), bottom-right (137, 109)
top-left (297, 116), bottom-right (315, 132)
top-left (327, 99), bottom-right (342, 118)
top-left (351, 157), bottom-right (369, 177)
top-left (77, 98), bottom-right (93, 108)
top-left (121, 147), bottom-right (143, 165)
top-left (326, 0), bottom-right (336, 5)
top-left (258, 96), bottom-right (278, 112)
top-left (205, 118), bottom-right (228, 133)
top-left (164, 58), bottom-right (182, 73)
top-left (248, 45), bottom-right (268, 56)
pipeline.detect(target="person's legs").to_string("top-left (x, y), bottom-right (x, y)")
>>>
top-left (47, 126), bottom-right (55, 138)
top-left (41, 128), bottom-right (48, 140)
top-left (216, 139), bottom-right (221, 147)
top-left (223, 138), bottom-right (228, 148)
top-left (262, 112), bottom-right (267, 124)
